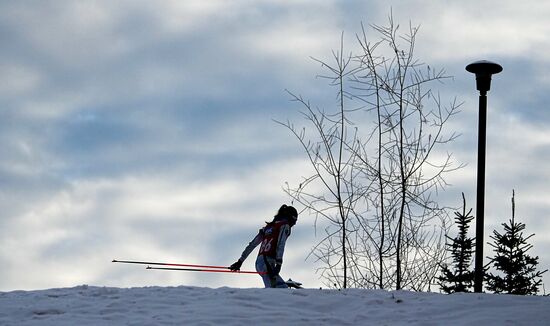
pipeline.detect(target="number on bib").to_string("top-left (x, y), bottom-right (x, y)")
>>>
top-left (260, 238), bottom-right (273, 253)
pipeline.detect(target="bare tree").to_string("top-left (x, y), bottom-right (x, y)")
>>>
top-left (278, 33), bottom-right (364, 289)
top-left (280, 15), bottom-right (461, 290)
top-left (354, 17), bottom-right (462, 290)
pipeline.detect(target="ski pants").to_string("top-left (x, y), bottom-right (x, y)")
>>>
top-left (255, 255), bottom-right (288, 288)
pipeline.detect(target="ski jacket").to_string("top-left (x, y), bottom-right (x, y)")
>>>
top-left (239, 220), bottom-right (291, 263)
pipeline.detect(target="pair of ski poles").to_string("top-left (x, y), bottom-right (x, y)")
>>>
top-left (112, 259), bottom-right (267, 275)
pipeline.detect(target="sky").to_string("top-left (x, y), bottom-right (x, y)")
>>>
top-left (1, 0), bottom-right (550, 291)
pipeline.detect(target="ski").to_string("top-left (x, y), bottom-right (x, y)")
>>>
top-left (114, 259), bottom-right (300, 283)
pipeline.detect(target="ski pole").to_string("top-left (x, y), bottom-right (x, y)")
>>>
top-left (112, 259), bottom-right (231, 270)
top-left (146, 266), bottom-right (267, 275)
top-left (113, 259), bottom-right (265, 275)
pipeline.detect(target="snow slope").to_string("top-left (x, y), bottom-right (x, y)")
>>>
top-left (1, 285), bottom-right (549, 325)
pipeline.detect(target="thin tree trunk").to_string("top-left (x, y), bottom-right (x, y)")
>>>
top-left (337, 36), bottom-right (347, 289)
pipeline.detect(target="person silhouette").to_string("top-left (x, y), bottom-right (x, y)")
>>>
top-left (229, 204), bottom-right (298, 288)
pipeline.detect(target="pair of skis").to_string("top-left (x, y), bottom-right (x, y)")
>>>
top-left (112, 259), bottom-right (302, 288)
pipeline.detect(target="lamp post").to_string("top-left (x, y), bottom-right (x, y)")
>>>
top-left (466, 60), bottom-right (503, 293)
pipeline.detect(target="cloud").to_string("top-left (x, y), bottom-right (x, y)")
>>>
top-left (1, 0), bottom-right (550, 290)
top-left (379, 0), bottom-right (550, 63)
top-left (0, 155), bottom-right (313, 289)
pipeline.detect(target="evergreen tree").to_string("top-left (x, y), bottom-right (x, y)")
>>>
top-left (438, 193), bottom-right (475, 293)
top-left (485, 190), bottom-right (547, 295)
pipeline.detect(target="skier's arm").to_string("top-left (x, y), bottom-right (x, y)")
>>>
top-left (274, 224), bottom-right (291, 263)
top-left (239, 229), bottom-right (264, 262)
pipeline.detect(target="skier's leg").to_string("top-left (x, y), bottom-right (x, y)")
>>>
top-left (255, 255), bottom-right (272, 288)
top-left (273, 274), bottom-right (288, 288)
top-left (262, 256), bottom-right (288, 288)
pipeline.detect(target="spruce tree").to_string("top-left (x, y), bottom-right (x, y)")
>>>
top-left (485, 190), bottom-right (547, 295)
top-left (438, 193), bottom-right (475, 293)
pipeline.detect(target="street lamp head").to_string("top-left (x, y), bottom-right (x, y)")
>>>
top-left (466, 60), bottom-right (503, 93)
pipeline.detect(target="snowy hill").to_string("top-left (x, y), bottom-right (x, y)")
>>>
top-left (1, 285), bottom-right (549, 325)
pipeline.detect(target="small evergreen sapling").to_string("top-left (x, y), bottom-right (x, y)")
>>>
top-left (438, 193), bottom-right (475, 293)
top-left (485, 191), bottom-right (547, 295)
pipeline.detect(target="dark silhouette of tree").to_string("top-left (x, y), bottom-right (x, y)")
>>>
top-left (278, 33), bottom-right (362, 289)
top-left (279, 13), bottom-right (461, 290)
top-left (485, 190), bottom-right (547, 295)
top-left (438, 193), bottom-right (475, 293)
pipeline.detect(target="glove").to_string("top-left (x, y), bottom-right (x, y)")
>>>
top-left (229, 260), bottom-right (243, 271)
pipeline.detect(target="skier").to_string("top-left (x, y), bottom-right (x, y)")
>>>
top-left (229, 204), bottom-right (298, 288)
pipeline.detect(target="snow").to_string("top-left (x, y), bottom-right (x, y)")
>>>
top-left (1, 285), bottom-right (549, 325)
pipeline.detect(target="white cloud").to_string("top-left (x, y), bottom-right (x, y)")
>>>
top-left (1, 0), bottom-right (550, 291)
top-left (0, 64), bottom-right (42, 96)
top-left (405, 1), bottom-right (550, 62)
top-left (0, 156), bottom-right (314, 290)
